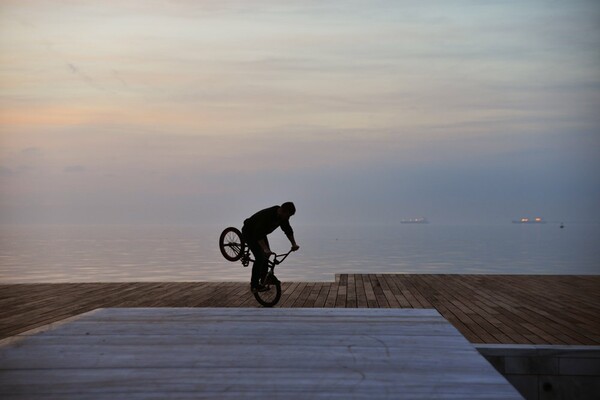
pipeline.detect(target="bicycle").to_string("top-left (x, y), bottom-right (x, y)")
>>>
top-left (219, 227), bottom-right (293, 307)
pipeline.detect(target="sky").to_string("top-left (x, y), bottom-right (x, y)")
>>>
top-left (1, 0), bottom-right (599, 225)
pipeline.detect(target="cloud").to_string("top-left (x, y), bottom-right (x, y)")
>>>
top-left (66, 63), bottom-right (105, 91)
top-left (0, 1), bottom-right (598, 224)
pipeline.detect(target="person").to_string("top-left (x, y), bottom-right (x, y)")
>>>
top-left (242, 202), bottom-right (299, 293)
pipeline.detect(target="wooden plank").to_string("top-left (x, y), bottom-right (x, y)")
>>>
top-left (0, 369), bottom-right (522, 399)
top-left (292, 283), bottom-right (313, 307)
top-left (454, 276), bottom-right (548, 343)
top-left (418, 275), bottom-right (501, 344)
top-left (1, 276), bottom-right (599, 346)
top-left (371, 275), bottom-right (390, 308)
top-left (323, 283), bottom-right (338, 308)
top-left (302, 282), bottom-right (323, 308)
top-left (489, 276), bottom-right (600, 342)
top-left (455, 276), bottom-right (580, 344)
top-left (380, 274), bottom-right (412, 308)
top-left (362, 274), bottom-right (378, 308)
top-left (0, 308), bottom-right (522, 399)
top-left (440, 276), bottom-right (535, 344)
top-left (282, 282), bottom-right (307, 308)
top-left (355, 274), bottom-right (368, 308)
top-left (377, 274), bottom-right (401, 308)
top-left (401, 275), bottom-right (433, 308)
top-left (334, 275), bottom-right (347, 308)
top-left (312, 283), bottom-right (330, 308)
top-left (389, 275), bottom-right (422, 308)
top-left (346, 274), bottom-right (357, 308)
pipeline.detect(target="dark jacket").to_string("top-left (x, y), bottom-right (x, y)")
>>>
top-left (242, 206), bottom-right (293, 242)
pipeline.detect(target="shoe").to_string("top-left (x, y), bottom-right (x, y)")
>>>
top-left (251, 284), bottom-right (268, 293)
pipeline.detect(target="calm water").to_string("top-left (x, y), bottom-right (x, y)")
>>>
top-left (0, 224), bottom-right (598, 283)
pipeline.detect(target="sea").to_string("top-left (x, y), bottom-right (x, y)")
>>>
top-left (1, 223), bottom-right (598, 283)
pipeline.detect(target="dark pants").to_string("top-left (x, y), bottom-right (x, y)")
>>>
top-left (243, 230), bottom-right (269, 287)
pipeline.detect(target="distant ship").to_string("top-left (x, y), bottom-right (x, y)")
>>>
top-left (512, 217), bottom-right (546, 224)
top-left (401, 218), bottom-right (429, 224)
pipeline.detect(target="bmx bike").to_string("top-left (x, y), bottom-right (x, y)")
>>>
top-left (219, 227), bottom-right (292, 307)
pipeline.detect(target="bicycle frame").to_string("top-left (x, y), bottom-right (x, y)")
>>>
top-left (272, 250), bottom-right (293, 265)
top-left (262, 251), bottom-right (291, 286)
top-left (241, 246), bottom-right (292, 271)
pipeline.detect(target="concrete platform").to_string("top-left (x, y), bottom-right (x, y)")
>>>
top-left (0, 308), bottom-right (522, 399)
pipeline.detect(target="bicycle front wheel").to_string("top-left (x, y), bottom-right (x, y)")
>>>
top-left (219, 227), bottom-right (244, 262)
top-left (254, 279), bottom-right (281, 307)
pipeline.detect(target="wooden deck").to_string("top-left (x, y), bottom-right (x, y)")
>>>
top-left (1, 274), bottom-right (599, 345)
top-left (0, 308), bottom-right (522, 399)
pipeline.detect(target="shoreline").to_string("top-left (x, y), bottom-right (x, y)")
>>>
top-left (2, 272), bottom-right (600, 285)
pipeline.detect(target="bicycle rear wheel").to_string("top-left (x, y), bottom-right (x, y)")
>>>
top-left (254, 275), bottom-right (281, 307)
top-left (219, 227), bottom-right (244, 262)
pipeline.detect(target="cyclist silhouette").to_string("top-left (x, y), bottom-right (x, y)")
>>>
top-left (242, 202), bottom-right (299, 293)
